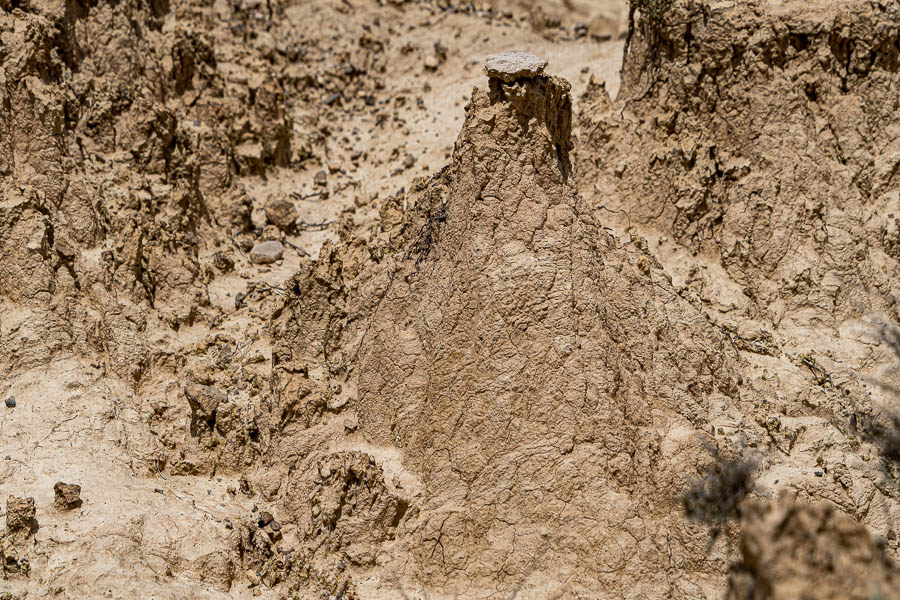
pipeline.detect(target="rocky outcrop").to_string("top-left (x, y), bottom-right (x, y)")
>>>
top-left (2, 496), bottom-right (36, 577)
top-left (281, 452), bottom-right (407, 567)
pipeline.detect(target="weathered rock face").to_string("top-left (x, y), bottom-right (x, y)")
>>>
top-left (0, 0), bottom-right (307, 382)
top-left (0, 0), bottom-right (212, 380)
top-left (0, 1), bottom-right (396, 595)
top-left (726, 496), bottom-right (900, 600)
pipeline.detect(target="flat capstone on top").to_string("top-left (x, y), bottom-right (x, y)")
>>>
top-left (483, 51), bottom-right (549, 83)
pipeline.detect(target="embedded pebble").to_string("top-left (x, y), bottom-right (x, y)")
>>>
top-left (249, 240), bottom-right (284, 264)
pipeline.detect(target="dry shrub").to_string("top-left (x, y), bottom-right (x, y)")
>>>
top-left (682, 451), bottom-right (757, 524)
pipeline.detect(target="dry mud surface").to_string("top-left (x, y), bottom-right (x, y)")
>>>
top-left (0, 0), bottom-right (899, 598)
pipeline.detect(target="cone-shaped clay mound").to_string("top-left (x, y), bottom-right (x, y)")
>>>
top-left (274, 55), bottom-right (749, 598)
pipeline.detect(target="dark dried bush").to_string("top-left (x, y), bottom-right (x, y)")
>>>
top-left (682, 452), bottom-right (757, 524)
top-left (862, 321), bottom-right (900, 465)
top-left (857, 408), bottom-right (900, 465)
top-left (629, 0), bottom-right (675, 25)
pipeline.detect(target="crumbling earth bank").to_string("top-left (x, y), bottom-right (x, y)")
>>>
top-left (576, 0), bottom-right (900, 595)
top-left (580, 0), bottom-right (900, 329)
top-left (584, 0), bottom-right (900, 520)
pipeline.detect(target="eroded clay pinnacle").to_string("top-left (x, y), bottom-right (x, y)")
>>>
top-left (479, 51), bottom-right (572, 156)
top-left (484, 51), bottom-right (548, 83)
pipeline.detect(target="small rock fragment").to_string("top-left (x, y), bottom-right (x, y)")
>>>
top-left (249, 240), bottom-right (284, 264)
top-left (6, 496), bottom-right (36, 532)
top-left (212, 251), bottom-right (235, 273)
top-left (257, 511), bottom-right (274, 527)
top-left (246, 570), bottom-right (261, 587)
top-left (260, 224), bottom-right (282, 242)
top-left (264, 199), bottom-right (298, 232)
top-left (264, 521), bottom-right (282, 541)
top-left (235, 142), bottom-right (264, 173)
top-left (314, 170), bottom-right (328, 186)
top-left (239, 475), bottom-right (254, 497)
top-left (327, 395), bottom-right (350, 411)
top-left (184, 384), bottom-right (225, 419)
top-left (236, 234), bottom-right (255, 253)
top-left (483, 50), bottom-right (548, 83)
top-left (4, 397), bottom-right (14, 408)
top-left (637, 255), bottom-right (651, 274)
top-left (343, 414), bottom-right (358, 432)
top-left (53, 482), bottom-right (82, 510)
top-left (832, 462), bottom-right (852, 489)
